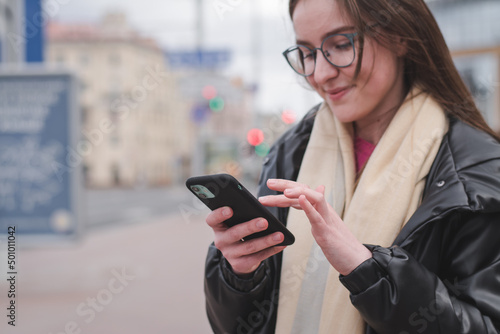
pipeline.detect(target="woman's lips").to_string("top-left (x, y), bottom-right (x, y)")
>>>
top-left (327, 86), bottom-right (352, 102)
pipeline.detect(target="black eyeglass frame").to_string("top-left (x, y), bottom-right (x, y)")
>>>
top-left (282, 32), bottom-right (358, 77)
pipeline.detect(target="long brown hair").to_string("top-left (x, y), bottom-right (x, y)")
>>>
top-left (289, 0), bottom-right (499, 140)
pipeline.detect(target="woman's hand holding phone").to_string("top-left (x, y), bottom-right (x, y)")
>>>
top-left (205, 206), bottom-right (287, 276)
top-left (186, 173), bottom-right (294, 277)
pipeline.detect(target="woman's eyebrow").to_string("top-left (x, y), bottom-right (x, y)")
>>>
top-left (295, 26), bottom-right (355, 46)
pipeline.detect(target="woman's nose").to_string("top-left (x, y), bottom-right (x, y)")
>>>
top-left (313, 52), bottom-right (340, 85)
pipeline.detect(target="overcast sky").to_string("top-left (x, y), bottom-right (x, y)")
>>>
top-left (51, 0), bottom-right (322, 115)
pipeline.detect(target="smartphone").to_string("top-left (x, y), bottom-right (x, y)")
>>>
top-left (186, 173), bottom-right (295, 246)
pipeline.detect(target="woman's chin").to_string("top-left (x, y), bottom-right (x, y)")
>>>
top-left (327, 104), bottom-right (359, 124)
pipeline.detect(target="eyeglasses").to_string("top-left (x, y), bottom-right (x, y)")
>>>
top-left (282, 32), bottom-right (358, 77)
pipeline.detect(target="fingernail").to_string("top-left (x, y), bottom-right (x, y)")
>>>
top-left (268, 179), bottom-right (276, 185)
top-left (257, 219), bottom-right (267, 229)
top-left (222, 208), bottom-right (231, 217)
top-left (273, 233), bottom-right (283, 241)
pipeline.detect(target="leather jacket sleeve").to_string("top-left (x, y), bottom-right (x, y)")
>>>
top-left (204, 244), bottom-right (281, 334)
top-left (340, 211), bottom-right (500, 334)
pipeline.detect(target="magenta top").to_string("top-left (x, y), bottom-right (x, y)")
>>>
top-left (354, 136), bottom-right (376, 173)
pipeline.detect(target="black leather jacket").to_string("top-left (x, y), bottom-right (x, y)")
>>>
top-left (204, 105), bottom-right (500, 334)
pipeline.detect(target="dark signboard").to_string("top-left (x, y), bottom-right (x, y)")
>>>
top-left (0, 69), bottom-right (79, 240)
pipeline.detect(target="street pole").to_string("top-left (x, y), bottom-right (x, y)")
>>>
top-left (191, 0), bottom-right (206, 176)
top-left (251, 0), bottom-right (262, 114)
top-left (196, 0), bottom-right (204, 50)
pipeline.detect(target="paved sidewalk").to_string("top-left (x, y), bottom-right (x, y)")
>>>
top-left (0, 211), bottom-right (214, 334)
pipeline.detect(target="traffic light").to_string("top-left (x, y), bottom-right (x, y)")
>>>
top-left (209, 97), bottom-right (225, 112)
top-left (281, 109), bottom-right (296, 124)
top-left (255, 143), bottom-right (270, 157)
top-left (202, 85), bottom-right (217, 100)
top-left (246, 128), bottom-right (264, 146)
top-left (202, 85), bottom-right (225, 113)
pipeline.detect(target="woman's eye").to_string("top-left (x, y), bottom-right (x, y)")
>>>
top-left (335, 43), bottom-right (352, 50)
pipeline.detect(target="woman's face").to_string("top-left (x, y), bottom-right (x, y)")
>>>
top-left (292, 0), bottom-right (406, 126)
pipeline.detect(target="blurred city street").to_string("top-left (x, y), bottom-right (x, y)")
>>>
top-left (0, 188), bottom-right (215, 334)
top-left (84, 186), bottom-right (193, 229)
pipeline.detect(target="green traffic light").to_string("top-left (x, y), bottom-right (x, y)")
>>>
top-left (209, 97), bottom-right (225, 112)
top-left (255, 143), bottom-right (270, 157)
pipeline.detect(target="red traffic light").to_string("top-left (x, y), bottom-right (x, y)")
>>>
top-left (247, 128), bottom-right (264, 146)
top-left (202, 85), bottom-right (217, 100)
top-left (281, 109), bottom-right (296, 124)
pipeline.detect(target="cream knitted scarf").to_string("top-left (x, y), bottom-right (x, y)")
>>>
top-left (275, 89), bottom-right (448, 334)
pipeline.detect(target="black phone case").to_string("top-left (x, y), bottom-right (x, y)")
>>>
top-left (186, 174), bottom-right (295, 246)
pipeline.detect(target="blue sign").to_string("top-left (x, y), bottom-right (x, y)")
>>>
top-left (24, 0), bottom-right (44, 62)
top-left (166, 49), bottom-right (231, 70)
top-left (0, 70), bottom-right (79, 239)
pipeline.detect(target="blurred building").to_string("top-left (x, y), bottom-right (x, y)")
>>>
top-left (46, 13), bottom-right (193, 187)
top-left (429, 0), bottom-right (500, 131)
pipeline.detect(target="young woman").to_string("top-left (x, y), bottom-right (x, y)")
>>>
top-left (204, 0), bottom-right (500, 333)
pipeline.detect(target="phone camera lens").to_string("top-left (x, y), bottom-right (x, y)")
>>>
top-left (191, 186), bottom-right (200, 192)
top-left (198, 193), bottom-right (207, 199)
